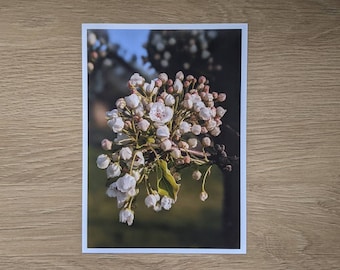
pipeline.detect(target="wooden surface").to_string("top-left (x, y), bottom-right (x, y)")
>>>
top-left (0, 0), bottom-right (339, 269)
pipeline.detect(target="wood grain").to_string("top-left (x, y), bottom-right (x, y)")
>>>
top-left (0, 0), bottom-right (339, 269)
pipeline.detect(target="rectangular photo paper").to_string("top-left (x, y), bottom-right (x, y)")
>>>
top-left (82, 23), bottom-right (247, 254)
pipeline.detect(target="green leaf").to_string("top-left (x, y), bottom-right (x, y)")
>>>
top-left (156, 159), bottom-right (180, 201)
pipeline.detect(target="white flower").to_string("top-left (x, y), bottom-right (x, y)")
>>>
top-left (119, 208), bottom-right (134, 226)
top-left (107, 117), bottom-right (124, 133)
top-left (193, 101), bottom-right (205, 112)
top-left (129, 73), bottom-right (145, 86)
top-left (134, 104), bottom-right (145, 117)
top-left (149, 102), bottom-right (173, 124)
top-left (182, 99), bottom-right (193, 109)
top-left (106, 109), bottom-right (119, 119)
top-left (160, 139), bottom-right (172, 151)
top-left (199, 107), bottom-right (211, 121)
top-left (116, 173), bottom-right (136, 193)
top-left (173, 79), bottom-right (183, 93)
top-left (164, 94), bottom-right (175, 106)
top-left (158, 73), bottom-right (168, 83)
top-left (210, 126), bottom-right (221, 136)
top-left (210, 107), bottom-right (217, 117)
top-left (106, 163), bottom-right (122, 178)
top-left (106, 183), bottom-right (128, 207)
top-left (101, 139), bottom-right (112, 150)
top-left (137, 119), bottom-right (150, 131)
top-left (119, 147), bottom-right (132, 160)
top-left (106, 182), bottom-right (118, 198)
top-left (216, 106), bottom-right (227, 118)
top-left (203, 93), bottom-right (214, 102)
top-left (125, 93), bottom-right (140, 109)
top-left (171, 148), bottom-right (182, 159)
top-left (200, 191), bottom-right (208, 201)
top-left (202, 137), bottom-right (211, 147)
top-left (156, 125), bottom-right (170, 139)
top-left (191, 124), bottom-right (202, 135)
top-left (96, 154), bottom-right (110, 169)
top-left (179, 121), bottom-right (191, 134)
top-left (161, 196), bottom-right (174, 210)
top-left (145, 193), bottom-right (160, 208)
top-left (205, 119), bottom-right (217, 131)
top-left (178, 141), bottom-right (189, 150)
top-left (144, 80), bottom-right (156, 94)
top-left (192, 170), bottom-right (202, 180)
top-left (188, 138), bottom-right (198, 148)
top-left (176, 71), bottom-right (184, 80)
top-left (115, 98), bottom-right (126, 110)
top-left (190, 93), bottom-right (202, 103)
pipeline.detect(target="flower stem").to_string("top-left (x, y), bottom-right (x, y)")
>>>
top-left (201, 165), bottom-right (212, 192)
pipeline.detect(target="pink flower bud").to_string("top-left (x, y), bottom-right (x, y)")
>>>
top-left (210, 126), bottom-right (221, 136)
top-left (186, 75), bottom-right (194, 81)
top-left (216, 118), bottom-right (223, 126)
top-left (217, 93), bottom-right (227, 102)
top-left (202, 137), bottom-right (211, 147)
top-left (198, 76), bottom-right (206, 84)
top-left (197, 83), bottom-right (205, 90)
top-left (171, 148), bottom-right (182, 159)
top-left (191, 124), bottom-right (202, 135)
top-left (115, 98), bottom-right (126, 110)
top-left (201, 127), bottom-right (208, 134)
top-left (183, 155), bottom-right (191, 164)
top-left (178, 141), bottom-right (189, 150)
top-left (200, 191), bottom-right (208, 201)
top-left (188, 138), bottom-right (198, 148)
top-left (155, 79), bottom-right (163, 88)
top-left (192, 170), bottom-right (202, 181)
top-left (216, 106), bottom-right (227, 118)
top-left (101, 139), bottom-right (112, 150)
top-left (183, 80), bottom-right (191, 88)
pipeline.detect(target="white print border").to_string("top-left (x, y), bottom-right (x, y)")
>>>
top-left (82, 23), bottom-right (247, 254)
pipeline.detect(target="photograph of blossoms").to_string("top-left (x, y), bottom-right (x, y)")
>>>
top-left (83, 24), bottom-right (247, 252)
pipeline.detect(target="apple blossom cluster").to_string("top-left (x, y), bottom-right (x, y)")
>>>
top-left (96, 71), bottom-right (227, 226)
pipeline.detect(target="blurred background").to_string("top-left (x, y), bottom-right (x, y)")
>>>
top-left (87, 28), bottom-right (241, 248)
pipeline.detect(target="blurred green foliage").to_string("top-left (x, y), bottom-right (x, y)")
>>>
top-left (88, 146), bottom-right (226, 248)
